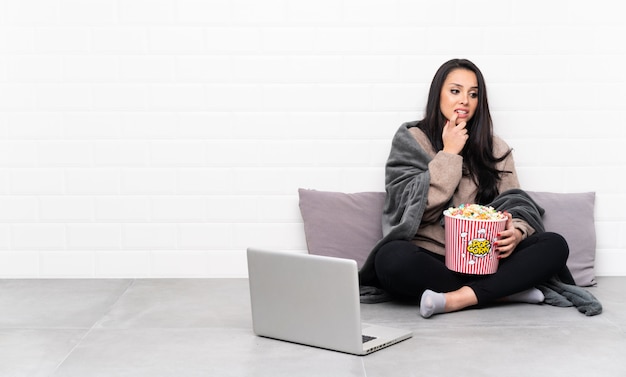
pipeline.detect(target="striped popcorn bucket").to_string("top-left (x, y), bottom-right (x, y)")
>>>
top-left (443, 211), bottom-right (507, 275)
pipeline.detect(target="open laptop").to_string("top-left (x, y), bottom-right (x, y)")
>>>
top-left (246, 247), bottom-right (412, 355)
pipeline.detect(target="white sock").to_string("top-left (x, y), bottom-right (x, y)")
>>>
top-left (420, 289), bottom-right (446, 318)
top-left (505, 288), bottom-right (545, 304)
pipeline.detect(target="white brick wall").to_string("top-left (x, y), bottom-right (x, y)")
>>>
top-left (0, 0), bottom-right (624, 277)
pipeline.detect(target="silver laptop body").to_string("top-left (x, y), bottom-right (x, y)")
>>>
top-left (246, 248), bottom-right (412, 355)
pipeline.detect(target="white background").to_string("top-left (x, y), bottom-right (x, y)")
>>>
top-left (0, 0), bottom-right (624, 278)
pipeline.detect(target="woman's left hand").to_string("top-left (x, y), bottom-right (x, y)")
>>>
top-left (495, 212), bottom-right (523, 259)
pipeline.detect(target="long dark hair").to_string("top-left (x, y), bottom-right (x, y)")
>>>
top-left (418, 58), bottom-right (511, 204)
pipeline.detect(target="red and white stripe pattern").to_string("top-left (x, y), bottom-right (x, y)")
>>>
top-left (444, 214), bottom-right (507, 275)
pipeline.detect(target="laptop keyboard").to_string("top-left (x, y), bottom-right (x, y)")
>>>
top-left (362, 335), bottom-right (377, 343)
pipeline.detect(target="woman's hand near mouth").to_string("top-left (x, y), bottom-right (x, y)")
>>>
top-left (442, 112), bottom-right (468, 155)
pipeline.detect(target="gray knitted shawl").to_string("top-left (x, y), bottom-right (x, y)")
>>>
top-left (359, 122), bottom-right (431, 287)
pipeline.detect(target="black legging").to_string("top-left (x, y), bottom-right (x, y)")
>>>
top-left (374, 232), bottom-right (570, 305)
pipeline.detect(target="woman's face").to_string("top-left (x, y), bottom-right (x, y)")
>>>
top-left (439, 68), bottom-right (478, 125)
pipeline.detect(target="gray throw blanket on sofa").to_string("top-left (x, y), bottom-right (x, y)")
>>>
top-left (358, 122), bottom-right (602, 316)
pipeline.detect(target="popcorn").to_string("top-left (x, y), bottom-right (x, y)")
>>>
top-left (444, 203), bottom-right (506, 221)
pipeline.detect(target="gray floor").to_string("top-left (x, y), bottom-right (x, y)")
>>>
top-left (1, 277), bottom-right (624, 377)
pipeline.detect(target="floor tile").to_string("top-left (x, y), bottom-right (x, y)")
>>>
top-left (0, 329), bottom-right (86, 377)
top-left (0, 279), bottom-right (132, 328)
top-left (51, 328), bottom-right (367, 377)
top-left (362, 325), bottom-right (626, 377)
top-left (95, 279), bottom-right (252, 329)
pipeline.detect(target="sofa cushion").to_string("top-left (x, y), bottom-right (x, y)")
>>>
top-left (527, 191), bottom-right (596, 286)
top-left (298, 188), bottom-right (384, 269)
